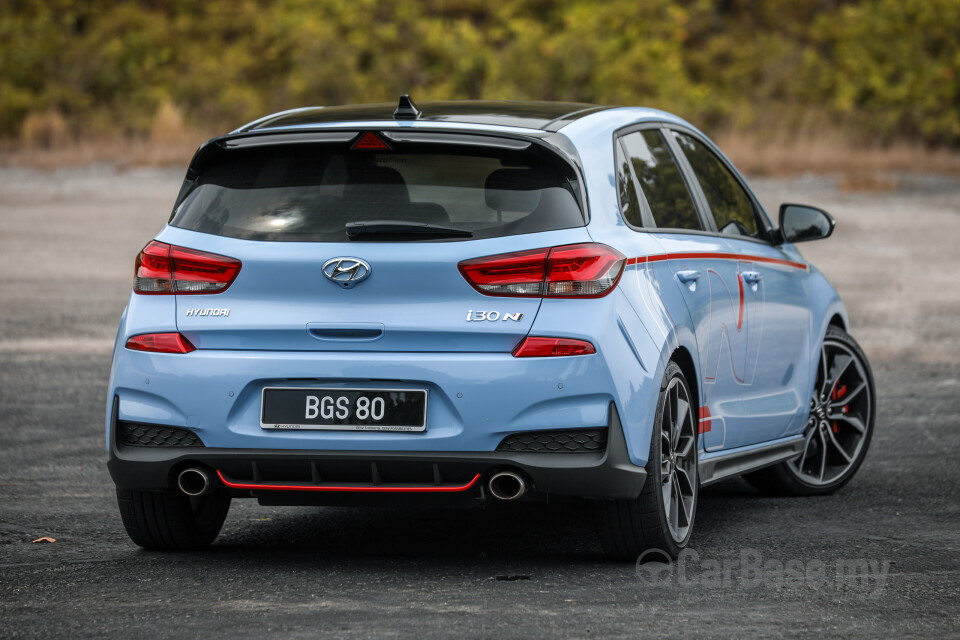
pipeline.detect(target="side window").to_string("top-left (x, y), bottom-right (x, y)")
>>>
top-left (615, 141), bottom-right (643, 227)
top-left (619, 130), bottom-right (701, 231)
top-left (673, 132), bottom-right (760, 237)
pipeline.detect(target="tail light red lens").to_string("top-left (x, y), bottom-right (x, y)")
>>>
top-left (544, 244), bottom-right (625, 297)
top-left (458, 248), bottom-right (548, 297)
top-left (512, 337), bottom-right (596, 357)
top-left (125, 333), bottom-right (196, 354)
top-left (134, 241), bottom-right (241, 295)
top-left (459, 243), bottom-right (625, 298)
top-left (134, 241), bottom-right (173, 292)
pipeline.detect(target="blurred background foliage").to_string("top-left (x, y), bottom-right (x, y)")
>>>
top-left (1, 0), bottom-right (958, 149)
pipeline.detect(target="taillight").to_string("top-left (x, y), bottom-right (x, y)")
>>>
top-left (544, 244), bottom-right (625, 297)
top-left (459, 243), bottom-right (625, 298)
top-left (458, 248), bottom-right (548, 297)
top-left (512, 337), bottom-right (596, 357)
top-left (125, 333), bottom-right (196, 353)
top-left (134, 241), bottom-right (241, 295)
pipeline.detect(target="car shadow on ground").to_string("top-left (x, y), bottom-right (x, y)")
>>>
top-left (125, 477), bottom-right (801, 568)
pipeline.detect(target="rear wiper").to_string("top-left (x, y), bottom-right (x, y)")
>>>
top-left (345, 221), bottom-right (473, 240)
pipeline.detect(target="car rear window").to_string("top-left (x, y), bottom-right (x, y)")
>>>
top-left (169, 141), bottom-right (584, 241)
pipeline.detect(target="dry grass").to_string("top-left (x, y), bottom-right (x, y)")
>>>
top-left (0, 136), bottom-right (204, 170)
top-left (0, 101), bottom-right (207, 170)
top-left (716, 130), bottom-right (960, 191)
top-left (3, 119), bottom-right (960, 191)
top-left (19, 110), bottom-right (70, 149)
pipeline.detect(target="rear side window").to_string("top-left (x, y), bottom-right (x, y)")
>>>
top-left (619, 130), bottom-right (701, 231)
top-left (673, 132), bottom-right (760, 238)
top-left (170, 142), bottom-right (584, 242)
top-left (615, 142), bottom-right (643, 227)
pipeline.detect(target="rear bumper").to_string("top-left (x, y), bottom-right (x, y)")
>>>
top-left (107, 401), bottom-right (647, 501)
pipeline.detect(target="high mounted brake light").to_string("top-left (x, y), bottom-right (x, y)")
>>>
top-left (458, 243), bottom-right (625, 298)
top-left (351, 132), bottom-right (391, 150)
top-left (134, 241), bottom-right (241, 295)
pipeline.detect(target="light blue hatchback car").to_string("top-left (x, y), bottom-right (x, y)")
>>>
top-left (107, 97), bottom-right (875, 558)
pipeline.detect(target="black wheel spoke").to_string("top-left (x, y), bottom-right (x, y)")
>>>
top-left (834, 414), bottom-right (867, 434)
top-left (826, 428), bottom-right (853, 463)
top-left (668, 474), bottom-right (679, 531)
top-left (819, 348), bottom-right (829, 392)
top-left (679, 495), bottom-right (692, 529)
top-left (824, 355), bottom-right (856, 403)
top-left (797, 428), bottom-right (816, 469)
top-left (674, 397), bottom-right (688, 449)
top-left (676, 467), bottom-right (694, 496)
top-left (818, 431), bottom-right (828, 481)
top-left (829, 380), bottom-right (866, 408)
top-left (672, 474), bottom-right (685, 526)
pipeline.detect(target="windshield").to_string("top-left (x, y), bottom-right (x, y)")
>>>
top-left (169, 141), bottom-right (584, 241)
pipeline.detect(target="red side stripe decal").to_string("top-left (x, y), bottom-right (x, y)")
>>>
top-left (698, 406), bottom-right (712, 434)
top-left (216, 470), bottom-right (482, 493)
top-left (626, 252), bottom-right (806, 271)
top-left (737, 273), bottom-right (745, 331)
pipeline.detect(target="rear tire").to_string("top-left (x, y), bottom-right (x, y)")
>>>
top-left (744, 326), bottom-right (875, 496)
top-left (116, 487), bottom-right (231, 550)
top-left (594, 361), bottom-right (698, 560)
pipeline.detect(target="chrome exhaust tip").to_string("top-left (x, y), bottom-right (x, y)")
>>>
top-left (488, 470), bottom-right (528, 501)
top-left (177, 467), bottom-right (211, 497)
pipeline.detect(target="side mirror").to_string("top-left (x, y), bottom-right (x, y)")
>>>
top-left (778, 204), bottom-right (836, 244)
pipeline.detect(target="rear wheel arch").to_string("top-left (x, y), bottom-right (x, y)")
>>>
top-left (669, 347), bottom-right (700, 421)
top-left (594, 359), bottom-right (699, 559)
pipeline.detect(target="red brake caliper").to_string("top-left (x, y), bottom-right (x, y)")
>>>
top-left (831, 384), bottom-right (848, 433)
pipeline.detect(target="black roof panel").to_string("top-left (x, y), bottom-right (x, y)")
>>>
top-left (248, 100), bottom-right (610, 132)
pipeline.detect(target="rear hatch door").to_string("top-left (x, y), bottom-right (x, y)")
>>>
top-left (164, 131), bottom-right (588, 352)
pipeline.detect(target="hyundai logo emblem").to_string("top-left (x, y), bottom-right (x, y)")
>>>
top-left (322, 257), bottom-right (371, 288)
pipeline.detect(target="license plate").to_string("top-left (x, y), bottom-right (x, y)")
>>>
top-left (260, 387), bottom-right (427, 432)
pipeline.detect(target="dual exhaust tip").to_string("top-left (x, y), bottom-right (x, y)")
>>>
top-left (487, 470), bottom-right (529, 501)
top-left (178, 465), bottom-right (530, 501)
top-left (177, 467), bottom-right (212, 497)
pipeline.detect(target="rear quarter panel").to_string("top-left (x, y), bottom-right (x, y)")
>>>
top-left (559, 109), bottom-right (847, 460)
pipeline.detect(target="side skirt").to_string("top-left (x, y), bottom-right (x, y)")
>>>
top-left (698, 436), bottom-right (805, 486)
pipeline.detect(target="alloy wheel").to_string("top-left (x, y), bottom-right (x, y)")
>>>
top-left (788, 338), bottom-right (873, 485)
top-left (660, 377), bottom-right (697, 543)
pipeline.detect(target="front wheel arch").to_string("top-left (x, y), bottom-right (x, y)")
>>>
top-left (594, 359), bottom-right (699, 559)
top-left (828, 313), bottom-right (847, 332)
top-left (744, 325), bottom-right (875, 495)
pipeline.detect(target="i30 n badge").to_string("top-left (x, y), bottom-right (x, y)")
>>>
top-left (106, 96), bottom-right (875, 559)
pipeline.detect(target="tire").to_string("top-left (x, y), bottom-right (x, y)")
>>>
top-left (594, 361), bottom-right (698, 560)
top-left (116, 487), bottom-right (231, 550)
top-left (744, 326), bottom-right (876, 496)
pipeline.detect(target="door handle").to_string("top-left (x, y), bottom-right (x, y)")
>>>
top-left (676, 270), bottom-right (701, 283)
top-left (741, 271), bottom-right (762, 284)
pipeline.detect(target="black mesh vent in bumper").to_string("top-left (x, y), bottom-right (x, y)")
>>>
top-left (118, 421), bottom-right (204, 447)
top-left (496, 428), bottom-right (607, 453)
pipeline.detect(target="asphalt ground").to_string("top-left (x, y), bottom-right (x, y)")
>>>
top-left (1, 166), bottom-right (958, 638)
